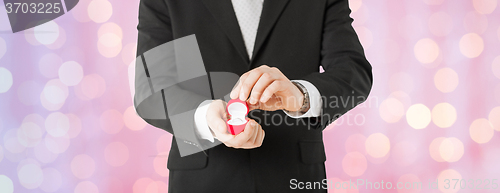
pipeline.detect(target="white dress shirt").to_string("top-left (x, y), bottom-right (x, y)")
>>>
top-left (194, 0), bottom-right (322, 142)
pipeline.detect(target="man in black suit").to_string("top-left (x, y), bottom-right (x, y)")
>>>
top-left (135, 0), bottom-right (372, 192)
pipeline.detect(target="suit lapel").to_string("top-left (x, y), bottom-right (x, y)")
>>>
top-left (251, 0), bottom-right (290, 62)
top-left (201, 0), bottom-right (250, 64)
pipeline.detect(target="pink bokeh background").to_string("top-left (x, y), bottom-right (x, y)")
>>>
top-left (0, 0), bottom-right (499, 192)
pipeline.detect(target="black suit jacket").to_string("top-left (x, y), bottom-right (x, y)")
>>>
top-left (135, 0), bottom-right (373, 192)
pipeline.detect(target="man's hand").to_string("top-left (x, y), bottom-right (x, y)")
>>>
top-left (206, 100), bottom-right (265, 149)
top-left (230, 65), bottom-right (304, 111)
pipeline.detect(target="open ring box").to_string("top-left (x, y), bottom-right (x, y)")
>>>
top-left (226, 99), bottom-right (249, 135)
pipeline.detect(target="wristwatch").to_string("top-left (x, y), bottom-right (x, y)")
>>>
top-left (292, 81), bottom-right (310, 114)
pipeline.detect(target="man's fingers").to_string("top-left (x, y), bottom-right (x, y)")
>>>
top-left (210, 117), bottom-right (232, 142)
top-left (260, 81), bottom-right (281, 103)
top-left (239, 71), bottom-right (263, 101)
top-left (226, 120), bottom-right (255, 147)
top-left (230, 79), bottom-right (243, 99)
top-left (249, 74), bottom-right (274, 104)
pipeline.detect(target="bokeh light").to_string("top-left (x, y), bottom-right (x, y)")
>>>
top-left (439, 137), bottom-right (464, 162)
top-left (59, 61), bottom-right (84, 86)
top-left (3, 129), bottom-right (26, 154)
top-left (429, 137), bottom-right (445, 162)
top-left (34, 140), bottom-right (58, 164)
top-left (145, 181), bottom-right (169, 193)
top-left (25, 28), bottom-right (41, 46)
top-left (365, 133), bottom-right (390, 158)
top-left (17, 122), bottom-right (43, 147)
top-left (348, 0), bottom-right (362, 13)
top-left (406, 104), bottom-right (432, 129)
top-left (473, 0), bottom-right (498, 14)
top-left (153, 152), bottom-right (169, 177)
top-left (437, 169), bottom-right (462, 193)
top-left (88, 0), bottom-right (113, 23)
top-left (122, 43), bottom-right (137, 65)
top-left (46, 25), bottom-right (67, 50)
top-left (431, 103), bottom-right (457, 128)
top-left (100, 109), bottom-right (124, 134)
top-left (22, 113), bottom-right (45, 127)
top-left (71, 154), bottom-right (96, 179)
top-left (459, 33), bottom-right (484, 58)
top-left (133, 177), bottom-right (155, 193)
top-left (492, 56), bottom-right (500, 79)
top-left (98, 22), bottom-right (123, 39)
top-left (66, 114), bottom-right (83, 138)
top-left (40, 79), bottom-right (69, 111)
top-left (0, 175), bottom-right (14, 193)
top-left (389, 91), bottom-right (412, 110)
top-left (123, 106), bottom-right (147, 131)
top-left (100, 177), bottom-right (125, 193)
top-left (77, 74), bottom-right (107, 100)
top-left (72, 0), bottom-right (92, 22)
top-left (428, 12), bottom-right (453, 36)
top-left (98, 33), bottom-right (122, 58)
top-left (0, 67), bottom-right (13, 93)
top-left (379, 97), bottom-right (405, 123)
top-left (104, 142), bottom-right (129, 167)
top-left (18, 163), bottom-right (43, 189)
top-left (44, 134), bottom-right (70, 154)
top-left (434, 68), bottom-right (459, 93)
top-left (489, 106), bottom-right (500, 131)
top-left (342, 152), bottom-right (367, 177)
top-left (469, 118), bottom-right (494, 144)
top-left (45, 112), bottom-right (70, 137)
top-left (414, 38), bottom-right (439, 64)
top-left (351, 4), bottom-right (369, 26)
top-left (17, 158), bottom-right (40, 172)
top-left (34, 21), bottom-right (60, 45)
top-left (39, 168), bottom-right (62, 192)
top-left (74, 181), bottom-right (99, 193)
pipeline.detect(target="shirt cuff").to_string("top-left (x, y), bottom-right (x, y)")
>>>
top-left (283, 80), bottom-right (322, 118)
top-left (194, 100), bottom-right (215, 142)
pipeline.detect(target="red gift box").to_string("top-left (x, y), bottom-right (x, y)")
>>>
top-left (226, 99), bottom-right (249, 135)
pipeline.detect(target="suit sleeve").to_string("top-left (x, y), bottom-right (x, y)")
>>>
top-left (135, 0), bottom-right (214, 155)
top-left (301, 0), bottom-right (373, 130)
